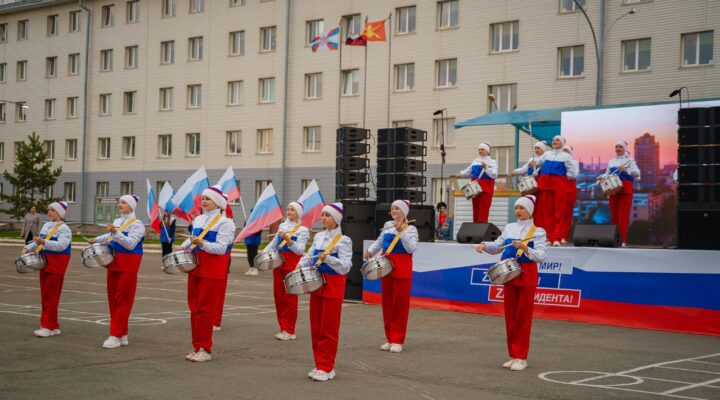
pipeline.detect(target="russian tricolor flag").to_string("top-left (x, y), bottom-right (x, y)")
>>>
top-left (158, 181), bottom-right (175, 215)
top-left (171, 166), bottom-right (210, 222)
top-left (146, 179), bottom-right (162, 234)
top-left (298, 179), bottom-right (325, 227)
top-left (234, 183), bottom-right (283, 242)
top-left (216, 166), bottom-right (240, 219)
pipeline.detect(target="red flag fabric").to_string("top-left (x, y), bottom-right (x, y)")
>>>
top-left (345, 34), bottom-right (367, 46)
top-left (362, 20), bottom-right (386, 42)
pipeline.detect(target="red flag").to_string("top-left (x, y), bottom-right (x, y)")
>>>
top-left (345, 34), bottom-right (367, 46)
top-left (362, 20), bottom-right (386, 42)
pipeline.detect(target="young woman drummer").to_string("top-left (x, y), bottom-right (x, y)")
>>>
top-left (364, 200), bottom-right (418, 353)
top-left (89, 195), bottom-right (145, 349)
top-left (535, 135), bottom-right (577, 246)
top-left (264, 201), bottom-right (309, 341)
top-left (297, 203), bottom-right (352, 382)
top-left (458, 142), bottom-right (498, 223)
top-left (22, 201), bottom-right (72, 337)
top-left (598, 140), bottom-right (640, 246)
top-left (559, 145), bottom-right (579, 244)
top-left (475, 195), bottom-right (547, 371)
top-left (512, 141), bottom-right (547, 227)
top-left (175, 185), bottom-right (236, 362)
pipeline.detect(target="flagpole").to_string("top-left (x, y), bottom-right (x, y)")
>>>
top-left (386, 13), bottom-right (392, 128)
top-left (238, 196), bottom-right (248, 222)
top-left (338, 21), bottom-right (343, 127)
top-left (159, 212), bottom-right (171, 244)
top-left (362, 16), bottom-right (369, 129)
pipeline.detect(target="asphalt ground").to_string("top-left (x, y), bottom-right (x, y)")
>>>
top-left (1, 244), bottom-right (718, 400)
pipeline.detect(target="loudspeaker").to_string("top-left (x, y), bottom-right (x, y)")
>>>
top-left (342, 201), bottom-right (376, 225)
top-left (343, 223), bottom-right (377, 252)
top-left (377, 158), bottom-right (426, 174)
top-left (337, 127), bottom-right (370, 142)
top-left (377, 188), bottom-right (425, 204)
top-left (377, 142), bottom-right (427, 158)
top-left (456, 222), bottom-right (501, 243)
top-left (336, 186), bottom-right (369, 200)
top-left (336, 142), bottom-right (370, 156)
top-left (336, 171), bottom-right (369, 185)
top-left (678, 206), bottom-right (720, 250)
top-left (678, 184), bottom-right (720, 203)
top-left (678, 145), bottom-right (719, 165)
top-left (336, 156), bottom-right (369, 170)
top-left (377, 173), bottom-right (426, 188)
top-left (678, 165), bottom-right (720, 184)
top-left (679, 126), bottom-right (720, 146)
top-left (572, 224), bottom-right (621, 247)
top-left (341, 200), bottom-right (378, 300)
top-left (679, 107), bottom-right (720, 127)
top-left (377, 127), bottom-right (426, 143)
top-left (344, 251), bottom-right (364, 300)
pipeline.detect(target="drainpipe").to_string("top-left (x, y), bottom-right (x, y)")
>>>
top-left (78, 0), bottom-right (91, 224)
top-left (280, 0), bottom-right (291, 204)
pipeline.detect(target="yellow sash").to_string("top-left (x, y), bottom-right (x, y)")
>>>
top-left (278, 224), bottom-right (301, 249)
top-left (35, 222), bottom-right (64, 253)
top-left (515, 226), bottom-right (537, 258)
top-left (106, 217), bottom-right (138, 243)
top-left (189, 214), bottom-right (223, 250)
top-left (383, 223), bottom-right (408, 255)
top-left (315, 233), bottom-right (343, 266)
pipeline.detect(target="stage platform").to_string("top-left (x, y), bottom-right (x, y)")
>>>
top-left (363, 242), bottom-right (720, 336)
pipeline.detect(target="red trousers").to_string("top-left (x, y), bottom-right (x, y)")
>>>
top-left (472, 179), bottom-right (494, 223)
top-left (538, 175), bottom-right (569, 242)
top-left (381, 276), bottom-right (412, 344)
top-left (309, 294), bottom-right (343, 372)
top-left (560, 180), bottom-right (577, 241)
top-left (214, 274), bottom-right (229, 327)
top-left (610, 192), bottom-right (633, 243)
top-left (503, 284), bottom-right (536, 360)
top-left (39, 271), bottom-right (65, 330)
top-left (106, 270), bottom-right (138, 337)
top-left (188, 274), bottom-right (223, 353)
top-left (273, 267), bottom-right (299, 334)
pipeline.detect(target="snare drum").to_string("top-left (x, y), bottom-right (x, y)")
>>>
top-left (599, 174), bottom-right (623, 196)
top-left (81, 243), bottom-right (114, 269)
top-left (462, 180), bottom-right (483, 199)
top-left (517, 175), bottom-right (539, 196)
top-left (254, 250), bottom-right (284, 271)
top-left (15, 253), bottom-right (47, 274)
top-left (360, 255), bottom-right (394, 280)
top-left (162, 250), bottom-right (197, 274)
top-left (284, 267), bottom-right (325, 295)
top-left (487, 258), bottom-right (522, 285)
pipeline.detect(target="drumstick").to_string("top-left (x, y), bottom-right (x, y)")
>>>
top-left (179, 233), bottom-right (193, 238)
top-left (379, 220), bottom-right (417, 232)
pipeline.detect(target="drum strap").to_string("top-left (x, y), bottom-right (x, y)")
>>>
top-left (278, 224), bottom-right (301, 249)
top-left (34, 222), bottom-right (64, 253)
top-left (106, 217), bottom-right (138, 243)
top-left (189, 214), bottom-right (223, 250)
top-left (515, 226), bottom-right (537, 258)
top-left (383, 224), bottom-right (407, 255)
top-left (314, 233), bottom-right (343, 267)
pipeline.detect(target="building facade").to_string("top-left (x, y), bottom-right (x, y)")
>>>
top-left (634, 132), bottom-right (660, 189)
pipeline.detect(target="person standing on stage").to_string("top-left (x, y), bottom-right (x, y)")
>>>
top-left (598, 140), bottom-right (640, 247)
top-left (559, 145), bottom-right (579, 244)
top-left (298, 203), bottom-right (352, 382)
top-left (535, 135), bottom-right (577, 246)
top-left (513, 141), bottom-right (548, 227)
top-left (176, 185), bottom-right (235, 362)
top-left (364, 200), bottom-right (418, 354)
top-left (474, 195), bottom-right (547, 371)
top-left (89, 195), bottom-right (145, 349)
top-left (458, 142), bottom-right (498, 223)
top-left (160, 212), bottom-right (176, 257)
top-left (22, 201), bottom-right (71, 338)
top-left (435, 202), bottom-right (453, 241)
top-left (264, 201), bottom-right (309, 341)
top-left (21, 205), bottom-right (42, 244)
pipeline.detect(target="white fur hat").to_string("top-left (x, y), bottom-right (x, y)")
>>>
top-left (202, 185), bottom-right (228, 210)
top-left (478, 142), bottom-right (491, 152)
top-left (322, 203), bottom-right (344, 226)
top-left (391, 199), bottom-right (410, 218)
top-left (515, 195), bottom-right (537, 216)
top-left (288, 201), bottom-right (304, 218)
top-left (615, 140), bottom-right (629, 153)
top-left (48, 201), bottom-right (68, 219)
top-left (119, 194), bottom-right (139, 211)
top-left (534, 141), bottom-right (547, 151)
top-left (553, 135), bottom-right (567, 146)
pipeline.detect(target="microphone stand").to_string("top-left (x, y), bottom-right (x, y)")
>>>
top-left (439, 110), bottom-right (447, 204)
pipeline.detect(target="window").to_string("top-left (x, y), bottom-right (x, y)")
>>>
top-left (18, 20), bottom-right (29, 40)
top-left (342, 69), bottom-right (360, 95)
top-left (393, 120), bottom-right (413, 128)
top-left (0, 104), bottom-right (5, 123)
top-left (188, 84), bottom-right (202, 108)
top-left (303, 126), bottom-right (321, 152)
top-left (226, 130), bottom-right (241, 154)
top-left (227, 81), bottom-right (244, 105)
top-left (43, 140), bottom-right (55, 159)
top-left (300, 179), bottom-right (314, 194)
top-left (437, 1), bottom-right (459, 30)
top-left (100, 94), bottom-right (111, 115)
top-left (45, 99), bottom-right (56, 120)
top-left (343, 14), bottom-right (361, 37)
top-left (395, 63), bottom-right (415, 91)
top-left (396, 6), bottom-right (416, 34)
top-left (100, 49), bottom-right (113, 71)
top-left (255, 180), bottom-right (271, 200)
top-left (0, 23), bottom-right (6, 42)
top-left (64, 182), bottom-right (76, 202)
top-left (17, 60), bottom-right (28, 81)
top-left (125, 45), bottom-right (138, 68)
top-left (162, 0), bottom-right (176, 17)
top-left (682, 31), bottom-right (714, 67)
top-left (98, 138), bottom-right (111, 159)
top-left (229, 31), bottom-right (245, 56)
top-left (623, 38), bottom-right (651, 71)
top-left (231, 0), bottom-right (246, 6)
top-left (67, 97), bottom-right (79, 118)
top-left (46, 57), bottom-right (58, 78)
top-left (436, 59), bottom-right (457, 88)
top-left (47, 15), bottom-right (59, 36)
top-left (259, 78), bottom-right (276, 103)
top-left (189, 36), bottom-right (203, 60)
top-left (257, 129), bottom-right (272, 153)
top-left (0, 63), bottom-right (5, 82)
top-left (126, 1), bottom-right (139, 23)
top-left (190, 0), bottom-right (204, 13)
top-left (186, 133), bottom-right (200, 156)
top-left (159, 87), bottom-right (173, 110)
top-left (559, 45), bottom-right (585, 77)
top-left (433, 117), bottom-right (455, 147)
top-left (305, 73), bottom-right (322, 99)
top-left (69, 53), bottom-right (80, 75)
top-left (124, 91), bottom-right (136, 113)
top-left (122, 136), bottom-right (135, 158)
top-left (65, 139), bottom-right (78, 160)
top-left (120, 181), bottom-right (134, 195)
top-left (161, 41), bottom-right (175, 64)
top-left (16, 102), bottom-right (27, 121)
top-left (306, 20), bottom-right (325, 46)
top-left (40, 185), bottom-right (54, 200)
top-left (491, 21), bottom-right (519, 53)
top-left (69, 11), bottom-right (81, 32)
top-left (488, 83), bottom-right (517, 112)
top-left (158, 134), bottom-right (172, 157)
top-left (102, 5), bottom-right (114, 27)
top-left (560, 0), bottom-right (585, 12)
top-left (0, 142), bottom-right (3, 160)
top-left (491, 146), bottom-right (516, 177)
top-left (260, 26), bottom-right (277, 52)
top-left (96, 182), bottom-right (109, 197)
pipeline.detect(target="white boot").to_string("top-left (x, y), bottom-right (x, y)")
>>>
top-left (102, 336), bottom-right (122, 349)
top-left (275, 331), bottom-right (296, 341)
top-left (120, 335), bottom-right (129, 346)
top-left (307, 368), bottom-right (318, 379)
top-left (389, 344), bottom-right (403, 353)
top-left (185, 350), bottom-right (197, 361)
top-left (51, 329), bottom-right (61, 336)
top-left (312, 369), bottom-right (336, 381)
top-left (190, 348), bottom-right (212, 362)
top-left (510, 359), bottom-right (527, 371)
top-left (380, 342), bottom-right (391, 351)
top-left (34, 328), bottom-right (52, 338)
top-left (502, 359), bottom-right (515, 368)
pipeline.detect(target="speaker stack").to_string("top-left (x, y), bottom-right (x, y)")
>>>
top-left (677, 106), bottom-right (720, 250)
top-left (336, 127), bottom-right (371, 200)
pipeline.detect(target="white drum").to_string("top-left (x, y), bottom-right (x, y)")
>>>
top-left (462, 180), bottom-right (483, 200)
top-left (487, 258), bottom-right (522, 285)
top-left (254, 250), bottom-right (284, 271)
top-left (81, 243), bottom-right (114, 269)
top-left (284, 267), bottom-right (325, 295)
top-left (15, 253), bottom-right (47, 274)
top-left (600, 174), bottom-right (623, 196)
top-left (360, 255), bottom-right (394, 280)
top-left (162, 250), bottom-right (197, 274)
top-left (518, 175), bottom-right (539, 196)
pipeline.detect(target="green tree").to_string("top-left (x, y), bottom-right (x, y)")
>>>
top-left (0, 132), bottom-right (63, 220)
